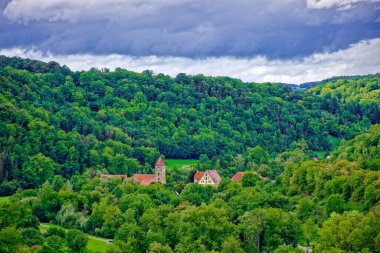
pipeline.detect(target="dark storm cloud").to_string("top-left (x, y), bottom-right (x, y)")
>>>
top-left (1, 0), bottom-right (380, 59)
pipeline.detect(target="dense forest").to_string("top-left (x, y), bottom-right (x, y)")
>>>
top-left (0, 56), bottom-right (379, 253)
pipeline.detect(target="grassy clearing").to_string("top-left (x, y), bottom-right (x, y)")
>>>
top-left (165, 159), bottom-right (199, 170)
top-left (328, 136), bottom-right (341, 150)
top-left (309, 151), bottom-right (327, 159)
top-left (39, 223), bottom-right (109, 253)
top-left (0, 196), bottom-right (10, 202)
top-left (308, 136), bottom-right (342, 159)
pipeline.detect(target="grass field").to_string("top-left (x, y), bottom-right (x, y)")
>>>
top-left (309, 136), bottom-right (342, 159)
top-left (0, 196), bottom-right (10, 202)
top-left (165, 159), bottom-right (199, 170)
top-left (328, 136), bottom-right (341, 150)
top-left (39, 223), bottom-right (109, 253)
top-left (309, 151), bottom-right (327, 159)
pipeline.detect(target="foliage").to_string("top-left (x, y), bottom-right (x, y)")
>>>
top-left (0, 56), bottom-right (379, 252)
top-left (1, 56), bottom-right (379, 190)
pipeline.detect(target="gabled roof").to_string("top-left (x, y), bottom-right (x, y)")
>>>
top-left (208, 170), bottom-right (221, 185)
top-left (155, 156), bottom-right (166, 167)
top-left (231, 172), bottom-right (244, 182)
top-left (231, 171), bottom-right (269, 182)
top-left (194, 171), bottom-right (205, 181)
top-left (133, 174), bottom-right (156, 186)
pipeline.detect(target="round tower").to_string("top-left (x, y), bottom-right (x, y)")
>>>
top-left (154, 156), bottom-right (166, 184)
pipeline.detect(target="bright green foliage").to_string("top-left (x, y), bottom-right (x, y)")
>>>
top-left (66, 229), bottom-right (88, 253)
top-left (21, 227), bottom-right (43, 246)
top-left (308, 75), bottom-right (380, 105)
top-left (0, 56), bottom-right (379, 253)
top-left (248, 146), bottom-right (269, 165)
top-left (21, 153), bottom-right (58, 188)
top-left (221, 236), bottom-right (244, 253)
top-left (0, 227), bottom-right (22, 253)
top-left (148, 242), bottom-right (173, 253)
top-left (333, 125), bottom-right (380, 170)
top-left (241, 172), bottom-right (261, 187)
top-left (274, 245), bottom-right (304, 253)
top-left (1, 56), bottom-right (379, 191)
top-left (40, 235), bottom-right (69, 253)
top-left (317, 207), bottom-right (380, 253)
top-left (239, 208), bottom-right (302, 252)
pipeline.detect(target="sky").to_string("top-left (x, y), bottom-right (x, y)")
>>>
top-left (0, 0), bottom-right (379, 84)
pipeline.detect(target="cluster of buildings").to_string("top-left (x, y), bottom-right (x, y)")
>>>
top-left (100, 156), bottom-right (166, 186)
top-left (100, 156), bottom-right (267, 187)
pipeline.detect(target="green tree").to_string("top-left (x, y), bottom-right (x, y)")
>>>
top-left (66, 229), bottom-right (88, 253)
top-left (325, 194), bottom-right (345, 217)
top-left (221, 236), bottom-right (244, 253)
top-left (0, 227), bottom-right (22, 253)
top-left (248, 146), bottom-right (269, 165)
top-left (148, 242), bottom-right (173, 253)
top-left (21, 153), bottom-right (58, 188)
top-left (40, 235), bottom-right (69, 253)
top-left (242, 172), bottom-right (261, 187)
top-left (21, 227), bottom-right (43, 246)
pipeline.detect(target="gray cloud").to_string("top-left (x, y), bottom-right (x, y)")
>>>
top-left (1, 0), bottom-right (379, 59)
top-left (306, 0), bottom-right (380, 10)
top-left (1, 38), bottom-right (379, 84)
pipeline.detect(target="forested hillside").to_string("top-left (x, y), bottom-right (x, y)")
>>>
top-left (0, 56), bottom-right (379, 253)
top-left (0, 126), bottom-right (379, 253)
top-left (1, 56), bottom-right (379, 190)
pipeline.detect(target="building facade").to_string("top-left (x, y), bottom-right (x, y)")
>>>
top-left (194, 170), bottom-right (221, 186)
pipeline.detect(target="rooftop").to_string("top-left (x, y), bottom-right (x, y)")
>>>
top-left (155, 156), bottom-right (166, 167)
top-left (133, 174), bottom-right (156, 186)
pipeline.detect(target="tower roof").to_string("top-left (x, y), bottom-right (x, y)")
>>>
top-left (155, 156), bottom-right (166, 167)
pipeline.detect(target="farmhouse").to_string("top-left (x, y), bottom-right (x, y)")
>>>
top-left (194, 170), bottom-right (221, 186)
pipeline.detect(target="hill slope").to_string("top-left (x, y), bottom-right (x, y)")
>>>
top-left (0, 56), bottom-right (379, 189)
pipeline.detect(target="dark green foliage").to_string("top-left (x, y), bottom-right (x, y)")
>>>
top-left (66, 229), bottom-right (88, 253)
top-left (0, 56), bottom-right (379, 252)
top-left (1, 56), bottom-right (379, 191)
top-left (45, 227), bottom-right (66, 238)
top-left (21, 227), bottom-right (44, 246)
top-left (241, 172), bottom-right (261, 187)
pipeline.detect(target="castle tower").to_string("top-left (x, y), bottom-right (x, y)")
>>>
top-left (154, 156), bottom-right (166, 184)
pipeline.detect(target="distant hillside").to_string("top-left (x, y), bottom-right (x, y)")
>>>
top-left (0, 55), bottom-right (379, 189)
top-left (307, 74), bottom-right (380, 105)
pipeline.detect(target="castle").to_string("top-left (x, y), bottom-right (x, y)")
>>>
top-left (100, 156), bottom-right (166, 186)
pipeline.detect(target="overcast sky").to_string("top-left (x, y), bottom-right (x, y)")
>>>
top-left (1, 0), bottom-right (379, 84)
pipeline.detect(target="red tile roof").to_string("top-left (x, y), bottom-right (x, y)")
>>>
top-left (231, 172), bottom-right (244, 182)
top-left (194, 171), bottom-right (205, 181)
top-left (208, 170), bottom-right (221, 185)
top-left (133, 174), bottom-right (156, 186)
top-left (155, 156), bottom-right (166, 167)
top-left (231, 171), bottom-right (269, 182)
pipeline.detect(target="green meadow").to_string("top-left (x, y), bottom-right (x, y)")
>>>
top-left (39, 223), bottom-right (109, 253)
top-left (0, 196), bottom-right (10, 202)
top-left (165, 159), bottom-right (199, 170)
